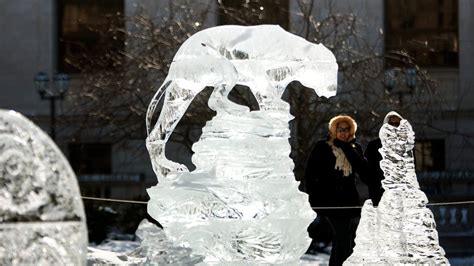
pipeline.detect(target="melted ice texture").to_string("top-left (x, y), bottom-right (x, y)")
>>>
top-left (0, 110), bottom-right (88, 265)
top-left (345, 119), bottom-right (448, 265)
top-left (146, 25), bottom-right (337, 263)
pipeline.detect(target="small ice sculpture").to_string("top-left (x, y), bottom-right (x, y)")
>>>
top-left (146, 25), bottom-right (337, 263)
top-left (0, 110), bottom-right (87, 265)
top-left (344, 119), bottom-right (448, 265)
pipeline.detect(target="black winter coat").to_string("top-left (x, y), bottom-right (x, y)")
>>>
top-left (364, 138), bottom-right (385, 207)
top-left (304, 138), bottom-right (368, 217)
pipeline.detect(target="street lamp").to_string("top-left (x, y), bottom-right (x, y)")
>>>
top-left (405, 67), bottom-right (417, 90)
top-left (34, 71), bottom-right (70, 140)
top-left (383, 67), bottom-right (417, 106)
top-left (384, 67), bottom-right (417, 93)
top-left (383, 68), bottom-right (398, 93)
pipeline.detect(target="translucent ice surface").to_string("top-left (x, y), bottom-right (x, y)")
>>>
top-left (345, 119), bottom-right (448, 265)
top-left (146, 25), bottom-right (337, 263)
top-left (127, 219), bottom-right (204, 264)
top-left (0, 110), bottom-right (87, 265)
top-left (87, 219), bottom-right (204, 265)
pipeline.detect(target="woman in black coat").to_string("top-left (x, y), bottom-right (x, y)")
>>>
top-left (304, 115), bottom-right (370, 266)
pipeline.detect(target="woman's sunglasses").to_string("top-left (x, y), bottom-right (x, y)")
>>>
top-left (336, 127), bottom-right (350, 133)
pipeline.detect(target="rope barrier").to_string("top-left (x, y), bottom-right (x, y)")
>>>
top-left (312, 201), bottom-right (474, 210)
top-left (81, 196), bottom-right (147, 205)
top-left (82, 196), bottom-right (474, 209)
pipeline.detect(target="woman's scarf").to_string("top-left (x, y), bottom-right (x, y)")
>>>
top-left (328, 141), bottom-right (352, 177)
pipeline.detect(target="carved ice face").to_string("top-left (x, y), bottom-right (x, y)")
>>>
top-left (0, 110), bottom-right (88, 264)
top-left (0, 141), bottom-right (41, 201)
top-left (388, 116), bottom-right (401, 127)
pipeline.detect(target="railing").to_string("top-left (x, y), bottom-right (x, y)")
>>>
top-left (419, 171), bottom-right (474, 232)
top-left (419, 170), bottom-right (474, 255)
top-left (430, 205), bottom-right (474, 234)
top-left (418, 170), bottom-right (474, 181)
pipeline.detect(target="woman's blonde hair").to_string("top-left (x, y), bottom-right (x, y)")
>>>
top-left (328, 115), bottom-right (357, 141)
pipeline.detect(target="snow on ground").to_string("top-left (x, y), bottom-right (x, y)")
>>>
top-left (90, 240), bottom-right (139, 253)
top-left (88, 240), bottom-right (142, 265)
top-left (87, 247), bottom-right (131, 265)
top-left (300, 253), bottom-right (330, 265)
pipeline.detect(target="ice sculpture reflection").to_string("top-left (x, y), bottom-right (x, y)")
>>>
top-left (0, 110), bottom-right (88, 265)
top-left (345, 119), bottom-right (448, 265)
top-left (146, 25), bottom-right (337, 263)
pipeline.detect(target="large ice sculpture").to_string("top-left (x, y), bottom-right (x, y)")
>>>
top-left (0, 110), bottom-right (88, 265)
top-left (146, 25), bottom-right (337, 263)
top-left (344, 119), bottom-right (448, 265)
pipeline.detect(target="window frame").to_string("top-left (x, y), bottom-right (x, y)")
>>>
top-left (414, 139), bottom-right (446, 171)
top-left (218, 0), bottom-right (290, 30)
top-left (384, 0), bottom-right (459, 69)
top-left (68, 142), bottom-right (113, 175)
top-left (57, 0), bottom-right (125, 73)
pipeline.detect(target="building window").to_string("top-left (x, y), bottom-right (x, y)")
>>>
top-left (385, 0), bottom-right (458, 68)
top-left (415, 139), bottom-right (445, 171)
top-left (69, 143), bottom-right (112, 175)
top-left (58, 0), bottom-right (124, 73)
top-left (218, 0), bottom-right (289, 30)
